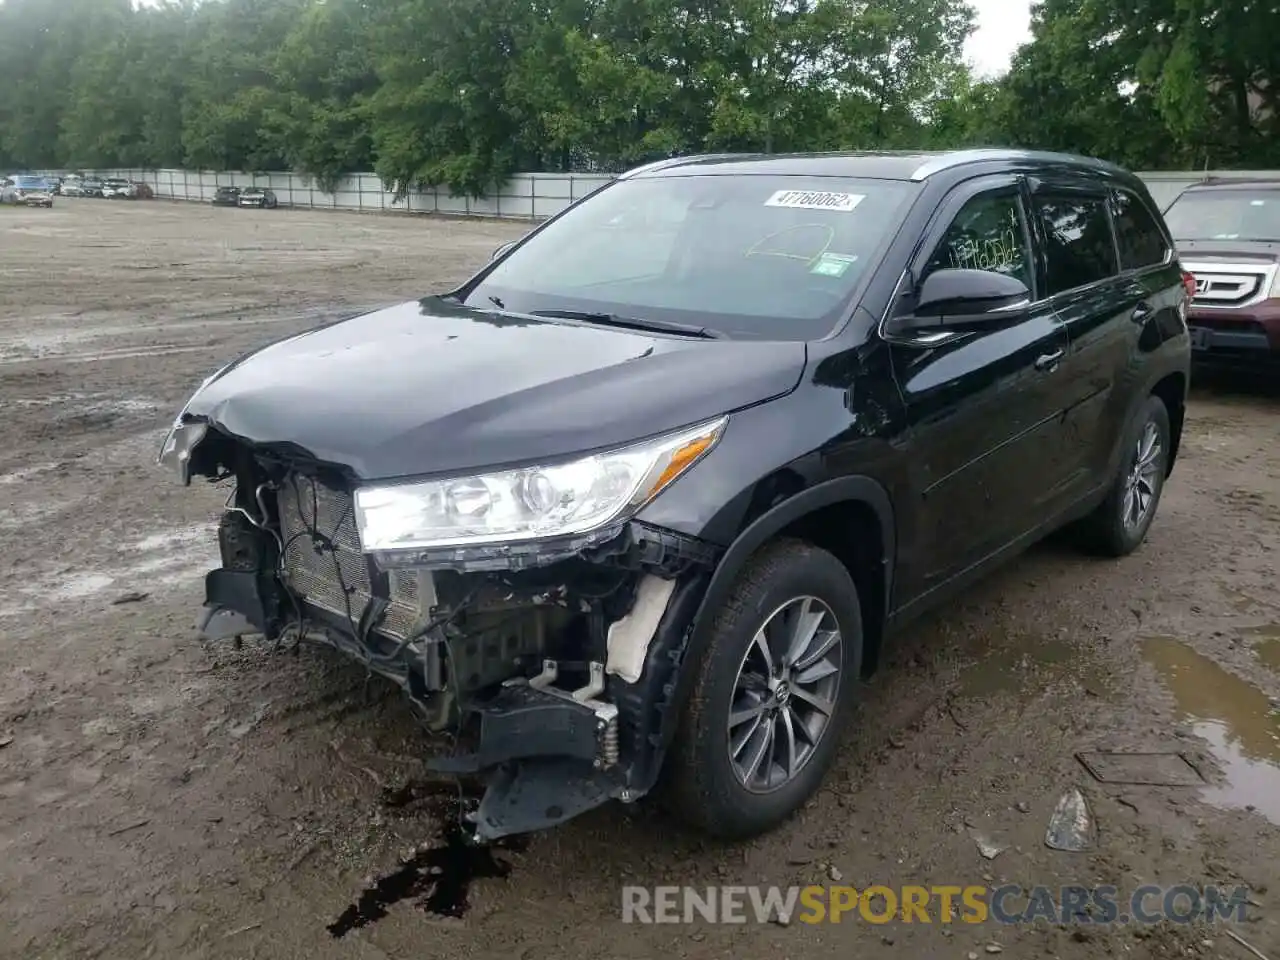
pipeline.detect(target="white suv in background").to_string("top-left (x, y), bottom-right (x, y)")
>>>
top-left (102, 179), bottom-right (138, 199)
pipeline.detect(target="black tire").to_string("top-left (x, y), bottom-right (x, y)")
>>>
top-left (660, 538), bottom-right (863, 840)
top-left (1078, 394), bottom-right (1171, 557)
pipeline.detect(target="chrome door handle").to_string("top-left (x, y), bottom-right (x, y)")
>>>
top-left (1034, 349), bottom-right (1065, 371)
top-left (1131, 302), bottom-right (1153, 322)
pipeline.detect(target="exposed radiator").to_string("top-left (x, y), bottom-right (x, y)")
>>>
top-left (276, 475), bottom-right (421, 640)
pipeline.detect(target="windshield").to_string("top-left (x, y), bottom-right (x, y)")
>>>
top-left (1164, 188), bottom-right (1280, 241)
top-left (461, 174), bottom-right (917, 340)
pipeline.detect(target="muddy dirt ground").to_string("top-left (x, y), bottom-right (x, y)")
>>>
top-left (2, 199), bottom-right (1278, 960)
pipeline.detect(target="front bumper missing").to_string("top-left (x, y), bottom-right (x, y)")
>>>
top-left (435, 660), bottom-right (629, 839)
top-left (197, 570), bottom-right (634, 839)
top-left (194, 492), bottom-right (714, 842)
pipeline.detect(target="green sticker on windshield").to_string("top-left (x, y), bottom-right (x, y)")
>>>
top-left (810, 253), bottom-right (858, 277)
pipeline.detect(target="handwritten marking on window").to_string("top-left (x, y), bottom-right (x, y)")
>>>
top-left (947, 229), bottom-right (1022, 274)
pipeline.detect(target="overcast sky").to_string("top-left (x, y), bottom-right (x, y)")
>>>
top-left (965, 0), bottom-right (1033, 77)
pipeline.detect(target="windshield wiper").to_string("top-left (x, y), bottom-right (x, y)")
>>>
top-left (529, 309), bottom-right (725, 339)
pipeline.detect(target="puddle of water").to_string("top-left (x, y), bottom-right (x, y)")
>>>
top-left (958, 637), bottom-right (1079, 697)
top-left (327, 790), bottom-right (525, 937)
top-left (1140, 636), bottom-right (1280, 824)
top-left (1240, 624), bottom-right (1280, 674)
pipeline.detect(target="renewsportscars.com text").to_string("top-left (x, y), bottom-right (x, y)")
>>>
top-left (621, 884), bottom-right (1251, 925)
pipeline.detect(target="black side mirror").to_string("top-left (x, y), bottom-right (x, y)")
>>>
top-left (490, 241), bottom-right (516, 262)
top-left (891, 268), bottom-right (1031, 334)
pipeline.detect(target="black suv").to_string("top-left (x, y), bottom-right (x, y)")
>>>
top-left (159, 149), bottom-right (1191, 844)
top-left (1163, 178), bottom-right (1280, 364)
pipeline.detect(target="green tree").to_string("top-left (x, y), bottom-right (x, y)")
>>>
top-left (15, 0), bottom-right (1219, 194)
top-left (179, 0), bottom-right (306, 171)
top-left (60, 1), bottom-right (193, 168)
top-left (825, 0), bottom-right (976, 148)
top-left (266, 0), bottom-right (380, 189)
top-left (0, 0), bottom-right (131, 169)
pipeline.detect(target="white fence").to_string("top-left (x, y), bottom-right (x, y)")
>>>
top-left (49, 169), bottom-right (616, 220)
top-left (37, 167), bottom-right (1280, 221)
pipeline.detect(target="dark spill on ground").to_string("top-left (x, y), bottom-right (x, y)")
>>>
top-left (1141, 635), bottom-right (1280, 825)
top-left (326, 780), bottom-right (526, 938)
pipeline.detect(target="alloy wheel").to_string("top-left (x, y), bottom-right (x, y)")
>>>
top-left (1122, 420), bottom-right (1163, 532)
top-left (727, 595), bottom-right (843, 793)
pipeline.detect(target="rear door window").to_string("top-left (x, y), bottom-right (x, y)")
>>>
top-left (1034, 193), bottom-right (1120, 295)
top-left (1111, 190), bottom-right (1171, 270)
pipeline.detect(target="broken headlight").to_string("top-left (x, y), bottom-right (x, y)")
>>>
top-left (353, 416), bottom-right (727, 552)
top-left (156, 419), bottom-right (208, 484)
top-left (155, 361), bottom-right (232, 483)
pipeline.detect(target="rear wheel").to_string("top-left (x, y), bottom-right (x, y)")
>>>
top-left (1078, 394), bottom-right (1171, 556)
top-left (661, 539), bottom-right (862, 839)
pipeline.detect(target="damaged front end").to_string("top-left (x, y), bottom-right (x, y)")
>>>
top-left (165, 418), bottom-right (723, 842)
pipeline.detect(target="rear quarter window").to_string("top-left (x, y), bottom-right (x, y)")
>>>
top-left (1110, 190), bottom-right (1170, 270)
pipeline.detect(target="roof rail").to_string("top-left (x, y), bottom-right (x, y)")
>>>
top-left (616, 153), bottom-right (761, 179)
top-left (909, 148), bottom-right (1119, 181)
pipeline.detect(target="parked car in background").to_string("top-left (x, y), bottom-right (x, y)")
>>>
top-left (102, 178), bottom-right (138, 199)
top-left (160, 149), bottom-right (1191, 845)
top-left (1164, 178), bottom-right (1280, 365)
top-left (44, 176), bottom-right (63, 196)
top-left (238, 186), bottom-right (278, 209)
top-left (1, 175), bottom-right (54, 206)
top-left (80, 177), bottom-right (105, 198)
top-left (61, 175), bottom-right (84, 197)
top-left (212, 186), bottom-right (241, 207)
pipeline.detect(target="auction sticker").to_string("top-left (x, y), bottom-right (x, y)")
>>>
top-left (810, 253), bottom-right (858, 277)
top-left (765, 190), bottom-right (864, 211)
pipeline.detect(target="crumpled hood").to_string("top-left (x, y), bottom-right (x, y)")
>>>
top-left (185, 297), bottom-right (807, 480)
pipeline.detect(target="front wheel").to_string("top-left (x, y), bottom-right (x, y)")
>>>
top-left (661, 539), bottom-right (862, 840)
top-left (1079, 394), bottom-right (1171, 556)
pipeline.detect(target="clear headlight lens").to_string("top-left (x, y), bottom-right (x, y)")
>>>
top-left (354, 416), bottom-right (728, 551)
